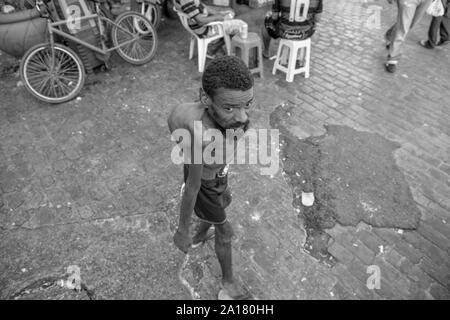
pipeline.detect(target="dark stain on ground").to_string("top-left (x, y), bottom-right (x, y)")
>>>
top-left (0, 59), bottom-right (19, 77)
top-left (270, 102), bottom-right (421, 265)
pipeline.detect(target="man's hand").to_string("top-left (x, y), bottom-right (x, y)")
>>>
top-left (173, 229), bottom-right (192, 253)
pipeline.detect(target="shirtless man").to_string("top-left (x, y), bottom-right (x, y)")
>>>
top-left (168, 56), bottom-right (254, 300)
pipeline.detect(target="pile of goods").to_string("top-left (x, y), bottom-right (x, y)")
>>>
top-left (0, 0), bottom-right (47, 57)
top-left (0, 0), bottom-right (36, 13)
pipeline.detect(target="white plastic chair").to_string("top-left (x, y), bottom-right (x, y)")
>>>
top-left (173, 6), bottom-right (231, 73)
top-left (272, 0), bottom-right (311, 82)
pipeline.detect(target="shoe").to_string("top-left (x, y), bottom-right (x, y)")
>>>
top-left (437, 40), bottom-right (450, 46)
top-left (419, 40), bottom-right (434, 49)
top-left (385, 63), bottom-right (397, 73)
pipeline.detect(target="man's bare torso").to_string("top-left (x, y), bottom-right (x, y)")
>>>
top-left (168, 103), bottom-right (229, 180)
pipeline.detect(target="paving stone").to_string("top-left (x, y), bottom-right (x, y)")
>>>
top-left (418, 258), bottom-right (450, 288)
top-left (417, 223), bottom-right (450, 253)
top-left (373, 258), bottom-right (412, 298)
top-left (1, 0), bottom-right (449, 300)
top-left (331, 282), bottom-right (356, 300)
top-left (331, 264), bottom-right (376, 300)
top-left (372, 228), bottom-right (402, 247)
top-left (357, 229), bottom-right (385, 254)
top-left (346, 240), bottom-right (376, 265)
top-left (394, 241), bottom-right (424, 264)
top-left (398, 260), bottom-right (434, 290)
top-left (403, 231), bottom-right (449, 267)
top-left (328, 242), bottom-right (354, 264)
top-left (429, 283), bottom-right (450, 300)
top-left (385, 248), bottom-right (404, 269)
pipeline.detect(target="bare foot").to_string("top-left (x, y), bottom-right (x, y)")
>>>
top-left (191, 229), bottom-right (214, 248)
top-left (218, 281), bottom-right (251, 300)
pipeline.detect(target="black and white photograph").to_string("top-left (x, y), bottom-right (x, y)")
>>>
top-left (0, 0), bottom-right (449, 305)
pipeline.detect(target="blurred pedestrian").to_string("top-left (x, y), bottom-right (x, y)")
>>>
top-left (385, 0), bottom-right (433, 73)
top-left (419, 0), bottom-right (450, 48)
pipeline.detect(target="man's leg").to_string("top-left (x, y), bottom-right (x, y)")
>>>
top-left (386, 0), bottom-right (428, 71)
top-left (385, 23), bottom-right (396, 47)
top-left (214, 220), bottom-right (248, 299)
top-left (427, 17), bottom-right (442, 47)
top-left (215, 221), bottom-right (234, 285)
top-left (261, 24), bottom-right (272, 58)
top-left (410, 0), bottom-right (433, 29)
top-left (192, 221), bottom-right (212, 245)
top-left (439, 15), bottom-right (450, 44)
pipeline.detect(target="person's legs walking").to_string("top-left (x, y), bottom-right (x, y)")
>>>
top-left (386, 0), bottom-right (419, 71)
top-left (438, 15), bottom-right (450, 44)
top-left (386, 0), bottom-right (432, 72)
top-left (261, 24), bottom-right (272, 58)
top-left (410, 0), bottom-right (433, 29)
top-left (385, 23), bottom-right (396, 48)
top-left (426, 16), bottom-right (442, 47)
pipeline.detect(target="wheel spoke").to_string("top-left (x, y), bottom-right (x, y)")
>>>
top-left (29, 75), bottom-right (49, 91)
top-left (28, 56), bottom-right (47, 70)
top-left (55, 77), bottom-right (72, 94)
top-left (34, 50), bottom-right (49, 67)
top-left (135, 42), bottom-right (145, 59)
top-left (26, 72), bottom-right (50, 81)
top-left (57, 73), bottom-right (79, 83)
top-left (58, 64), bottom-right (78, 75)
top-left (37, 77), bottom-right (51, 95)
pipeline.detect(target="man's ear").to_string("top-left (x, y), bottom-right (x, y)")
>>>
top-left (199, 88), bottom-right (212, 106)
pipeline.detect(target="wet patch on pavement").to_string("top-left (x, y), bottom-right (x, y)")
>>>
top-left (270, 102), bottom-right (421, 264)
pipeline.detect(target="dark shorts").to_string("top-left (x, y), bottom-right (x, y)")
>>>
top-left (183, 165), bottom-right (232, 225)
top-left (264, 15), bottom-right (316, 41)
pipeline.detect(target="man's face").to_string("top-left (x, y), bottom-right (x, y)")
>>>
top-left (207, 87), bottom-right (254, 131)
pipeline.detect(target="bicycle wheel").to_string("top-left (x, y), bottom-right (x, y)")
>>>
top-left (111, 12), bottom-right (158, 65)
top-left (141, 2), bottom-right (162, 30)
top-left (20, 43), bottom-right (85, 104)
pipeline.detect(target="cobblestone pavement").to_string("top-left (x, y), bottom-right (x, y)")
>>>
top-left (0, 0), bottom-right (449, 299)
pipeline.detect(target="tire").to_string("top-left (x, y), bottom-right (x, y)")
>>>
top-left (141, 3), bottom-right (162, 30)
top-left (111, 12), bottom-right (158, 65)
top-left (20, 43), bottom-right (85, 104)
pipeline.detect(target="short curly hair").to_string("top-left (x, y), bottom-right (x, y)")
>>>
top-left (202, 56), bottom-right (254, 97)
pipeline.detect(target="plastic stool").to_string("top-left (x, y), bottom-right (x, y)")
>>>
top-left (231, 32), bottom-right (264, 78)
top-left (272, 38), bottom-right (311, 82)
